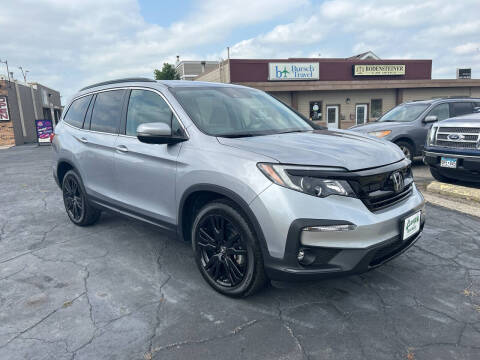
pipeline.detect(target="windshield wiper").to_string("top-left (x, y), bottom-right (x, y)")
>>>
top-left (277, 129), bottom-right (310, 134)
top-left (217, 132), bottom-right (259, 138)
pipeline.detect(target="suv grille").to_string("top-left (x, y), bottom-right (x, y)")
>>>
top-left (348, 165), bottom-right (414, 212)
top-left (436, 126), bottom-right (480, 149)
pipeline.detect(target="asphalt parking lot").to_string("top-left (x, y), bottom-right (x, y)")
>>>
top-left (1, 145), bottom-right (479, 360)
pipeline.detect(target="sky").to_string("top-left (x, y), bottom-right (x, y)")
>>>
top-left (1, 0), bottom-right (480, 102)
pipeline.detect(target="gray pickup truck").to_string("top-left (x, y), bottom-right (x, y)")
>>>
top-left (350, 98), bottom-right (480, 160)
top-left (424, 112), bottom-right (480, 183)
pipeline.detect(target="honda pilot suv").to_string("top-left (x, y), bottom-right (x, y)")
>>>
top-left (52, 78), bottom-right (425, 297)
top-left (424, 112), bottom-right (480, 183)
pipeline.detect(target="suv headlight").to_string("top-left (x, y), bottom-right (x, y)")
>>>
top-left (427, 125), bottom-right (438, 146)
top-left (257, 163), bottom-right (356, 198)
top-left (368, 130), bottom-right (391, 138)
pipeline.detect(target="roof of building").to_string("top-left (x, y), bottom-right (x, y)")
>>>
top-left (348, 51), bottom-right (380, 60)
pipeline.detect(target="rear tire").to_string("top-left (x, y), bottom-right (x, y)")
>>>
top-left (395, 141), bottom-right (414, 161)
top-left (191, 199), bottom-right (267, 297)
top-left (430, 167), bottom-right (455, 184)
top-left (62, 170), bottom-right (101, 226)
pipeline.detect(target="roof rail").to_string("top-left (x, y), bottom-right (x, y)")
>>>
top-left (80, 78), bottom-right (156, 91)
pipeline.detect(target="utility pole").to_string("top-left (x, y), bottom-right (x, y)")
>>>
top-left (18, 66), bottom-right (29, 84)
top-left (0, 59), bottom-right (11, 86)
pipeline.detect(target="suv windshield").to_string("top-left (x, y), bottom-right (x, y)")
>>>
top-left (378, 103), bottom-right (429, 122)
top-left (171, 87), bottom-right (313, 137)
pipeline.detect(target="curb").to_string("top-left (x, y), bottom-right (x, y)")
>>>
top-left (426, 181), bottom-right (480, 203)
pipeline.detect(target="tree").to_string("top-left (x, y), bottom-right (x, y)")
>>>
top-left (153, 63), bottom-right (180, 80)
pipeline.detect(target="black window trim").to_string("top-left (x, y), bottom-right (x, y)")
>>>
top-left (88, 89), bottom-right (128, 135)
top-left (62, 93), bottom-right (93, 128)
top-left (62, 86), bottom-right (189, 139)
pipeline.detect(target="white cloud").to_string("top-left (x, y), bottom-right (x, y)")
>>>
top-left (0, 0), bottom-right (306, 100)
top-left (1, 0), bottom-right (480, 101)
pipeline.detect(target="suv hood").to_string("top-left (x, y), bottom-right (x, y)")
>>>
top-left (218, 130), bottom-right (405, 171)
top-left (350, 121), bottom-right (407, 132)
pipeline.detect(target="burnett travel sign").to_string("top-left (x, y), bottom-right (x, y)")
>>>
top-left (268, 63), bottom-right (319, 81)
top-left (354, 64), bottom-right (406, 76)
top-left (0, 96), bottom-right (9, 121)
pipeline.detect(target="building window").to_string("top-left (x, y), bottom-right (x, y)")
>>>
top-left (42, 107), bottom-right (52, 121)
top-left (371, 99), bottom-right (382, 118)
top-left (309, 101), bottom-right (322, 121)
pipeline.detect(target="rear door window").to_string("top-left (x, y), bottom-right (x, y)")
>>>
top-left (450, 102), bottom-right (473, 117)
top-left (90, 90), bottom-right (125, 133)
top-left (427, 103), bottom-right (450, 120)
top-left (63, 95), bottom-right (92, 128)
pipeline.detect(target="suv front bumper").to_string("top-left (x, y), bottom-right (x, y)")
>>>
top-left (249, 183), bottom-right (425, 281)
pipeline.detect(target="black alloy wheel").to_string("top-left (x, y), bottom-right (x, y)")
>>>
top-left (197, 214), bottom-right (248, 287)
top-left (62, 170), bottom-right (101, 226)
top-left (63, 175), bottom-right (84, 222)
top-left (192, 200), bottom-right (267, 297)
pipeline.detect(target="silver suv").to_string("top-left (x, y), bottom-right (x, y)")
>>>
top-left (52, 78), bottom-right (425, 297)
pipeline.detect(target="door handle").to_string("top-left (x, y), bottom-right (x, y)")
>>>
top-left (115, 145), bottom-right (128, 152)
top-left (78, 137), bottom-right (88, 143)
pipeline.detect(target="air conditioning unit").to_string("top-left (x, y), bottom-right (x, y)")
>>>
top-left (456, 68), bottom-right (471, 79)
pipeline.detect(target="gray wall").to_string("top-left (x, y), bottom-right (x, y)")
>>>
top-left (2, 80), bottom-right (62, 145)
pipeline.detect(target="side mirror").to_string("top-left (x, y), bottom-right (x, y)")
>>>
top-left (137, 122), bottom-right (187, 144)
top-left (474, 107), bottom-right (480, 113)
top-left (423, 115), bottom-right (438, 123)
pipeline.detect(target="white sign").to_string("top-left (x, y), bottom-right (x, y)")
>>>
top-left (0, 96), bottom-right (9, 121)
top-left (268, 63), bottom-right (319, 81)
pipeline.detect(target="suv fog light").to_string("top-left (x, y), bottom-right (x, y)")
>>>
top-left (297, 248), bottom-right (316, 266)
top-left (297, 249), bottom-right (305, 261)
top-left (303, 224), bottom-right (356, 232)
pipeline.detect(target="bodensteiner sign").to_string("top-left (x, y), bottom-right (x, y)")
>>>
top-left (268, 63), bottom-right (319, 81)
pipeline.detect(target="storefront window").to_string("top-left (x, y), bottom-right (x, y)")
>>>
top-left (371, 99), bottom-right (382, 118)
top-left (309, 101), bottom-right (322, 120)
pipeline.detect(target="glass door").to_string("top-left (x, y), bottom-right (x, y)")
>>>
top-left (356, 104), bottom-right (368, 125)
top-left (326, 105), bottom-right (339, 129)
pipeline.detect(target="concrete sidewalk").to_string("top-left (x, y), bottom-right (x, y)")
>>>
top-left (427, 181), bottom-right (480, 203)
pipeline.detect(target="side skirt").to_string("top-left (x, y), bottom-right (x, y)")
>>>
top-left (88, 195), bottom-right (178, 235)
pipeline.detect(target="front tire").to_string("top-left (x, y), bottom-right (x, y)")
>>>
top-left (192, 200), bottom-right (267, 297)
top-left (62, 170), bottom-right (101, 226)
top-left (395, 141), bottom-right (414, 161)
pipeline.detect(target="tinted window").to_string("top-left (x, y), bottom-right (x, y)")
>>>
top-left (378, 103), bottom-right (429, 122)
top-left (450, 102), bottom-right (473, 117)
top-left (64, 95), bottom-right (92, 128)
top-left (126, 90), bottom-right (182, 136)
top-left (90, 90), bottom-right (125, 133)
top-left (428, 103), bottom-right (450, 120)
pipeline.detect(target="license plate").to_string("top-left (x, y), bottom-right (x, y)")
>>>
top-left (440, 157), bottom-right (457, 168)
top-left (403, 211), bottom-right (421, 241)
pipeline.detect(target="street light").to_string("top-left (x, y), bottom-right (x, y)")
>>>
top-left (18, 66), bottom-right (29, 84)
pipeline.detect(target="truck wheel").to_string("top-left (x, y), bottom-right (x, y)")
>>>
top-left (192, 199), bottom-right (267, 297)
top-left (395, 141), bottom-right (414, 161)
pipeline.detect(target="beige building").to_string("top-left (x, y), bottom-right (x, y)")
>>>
top-left (195, 56), bottom-right (480, 129)
top-left (175, 57), bottom-right (219, 81)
